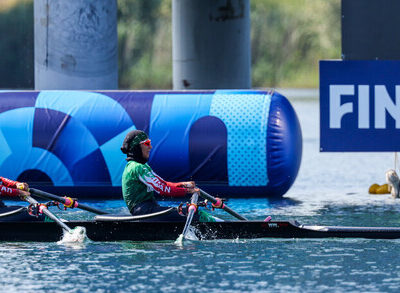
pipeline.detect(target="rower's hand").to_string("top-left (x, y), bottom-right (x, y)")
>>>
top-left (18, 189), bottom-right (30, 200)
top-left (178, 181), bottom-right (195, 188)
top-left (186, 187), bottom-right (200, 194)
top-left (16, 182), bottom-right (29, 191)
top-left (212, 197), bottom-right (224, 209)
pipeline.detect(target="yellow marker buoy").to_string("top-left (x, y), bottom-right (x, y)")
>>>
top-left (369, 183), bottom-right (379, 194)
top-left (369, 183), bottom-right (390, 194)
top-left (376, 183), bottom-right (390, 194)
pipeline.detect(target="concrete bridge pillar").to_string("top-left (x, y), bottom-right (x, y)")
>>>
top-left (34, 0), bottom-right (118, 90)
top-left (172, 0), bottom-right (251, 89)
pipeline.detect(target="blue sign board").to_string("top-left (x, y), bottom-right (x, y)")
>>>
top-left (320, 60), bottom-right (400, 152)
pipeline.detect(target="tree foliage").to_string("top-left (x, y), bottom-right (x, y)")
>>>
top-left (118, 0), bottom-right (172, 89)
top-left (251, 0), bottom-right (341, 87)
top-left (0, 0), bottom-right (340, 89)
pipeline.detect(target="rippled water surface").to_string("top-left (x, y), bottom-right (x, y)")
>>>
top-left (2, 95), bottom-right (400, 292)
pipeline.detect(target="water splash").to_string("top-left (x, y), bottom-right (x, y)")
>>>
top-left (57, 226), bottom-right (87, 245)
top-left (174, 234), bottom-right (184, 246)
top-left (184, 226), bottom-right (199, 241)
top-left (174, 226), bottom-right (199, 246)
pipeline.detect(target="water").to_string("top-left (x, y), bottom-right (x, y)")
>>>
top-left (2, 95), bottom-right (400, 292)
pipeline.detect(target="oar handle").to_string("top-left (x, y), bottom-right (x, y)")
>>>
top-left (23, 194), bottom-right (72, 233)
top-left (30, 188), bottom-right (108, 215)
top-left (199, 189), bottom-right (248, 221)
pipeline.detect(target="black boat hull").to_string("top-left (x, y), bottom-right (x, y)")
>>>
top-left (1, 221), bottom-right (400, 242)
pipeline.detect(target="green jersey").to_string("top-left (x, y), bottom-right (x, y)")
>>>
top-left (122, 161), bottom-right (186, 212)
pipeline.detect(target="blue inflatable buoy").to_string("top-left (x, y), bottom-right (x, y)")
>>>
top-left (0, 90), bottom-right (302, 198)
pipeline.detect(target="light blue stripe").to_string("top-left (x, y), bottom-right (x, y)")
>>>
top-left (35, 91), bottom-right (133, 145)
top-left (0, 108), bottom-right (73, 185)
top-left (0, 107), bottom-right (35, 165)
top-left (210, 92), bottom-right (271, 186)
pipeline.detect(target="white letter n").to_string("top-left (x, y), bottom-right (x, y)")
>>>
top-left (375, 85), bottom-right (400, 129)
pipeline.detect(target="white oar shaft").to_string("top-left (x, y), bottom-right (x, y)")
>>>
top-left (181, 192), bottom-right (199, 238)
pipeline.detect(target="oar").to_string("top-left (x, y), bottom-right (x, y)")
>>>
top-left (199, 189), bottom-right (248, 221)
top-left (29, 188), bottom-right (108, 215)
top-left (181, 192), bottom-right (199, 238)
top-left (22, 194), bottom-right (73, 233)
top-left (176, 192), bottom-right (199, 243)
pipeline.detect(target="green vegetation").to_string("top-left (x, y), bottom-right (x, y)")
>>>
top-left (118, 0), bottom-right (172, 89)
top-left (0, 0), bottom-right (340, 89)
top-left (251, 0), bottom-right (341, 88)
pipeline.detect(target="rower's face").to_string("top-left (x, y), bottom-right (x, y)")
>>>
top-left (140, 139), bottom-right (152, 159)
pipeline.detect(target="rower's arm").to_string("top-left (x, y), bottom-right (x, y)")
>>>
top-left (138, 169), bottom-right (187, 197)
top-left (0, 185), bottom-right (20, 197)
top-left (0, 177), bottom-right (30, 197)
top-left (0, 177), bottom-right (18, 188)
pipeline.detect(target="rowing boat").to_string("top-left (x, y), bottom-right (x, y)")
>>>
top-left (1, 220), bottom-right (400, 242)
top-left (3, 189), bottom-right (398, 242)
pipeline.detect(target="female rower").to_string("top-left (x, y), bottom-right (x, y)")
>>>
top-left (121, 130), bottom-right (208, 222)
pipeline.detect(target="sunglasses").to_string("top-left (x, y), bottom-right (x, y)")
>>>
top-left (140, 139), bottom-right (151, 147)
